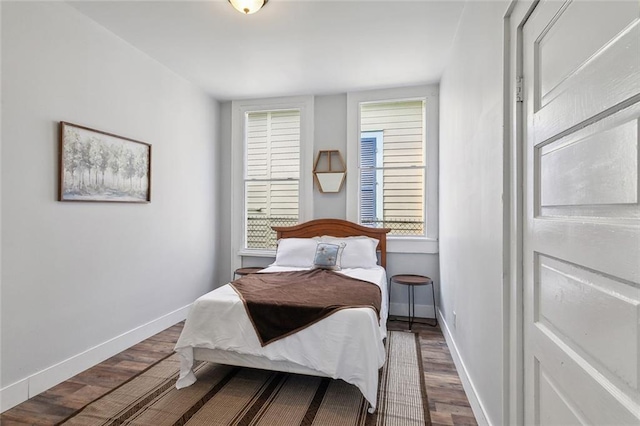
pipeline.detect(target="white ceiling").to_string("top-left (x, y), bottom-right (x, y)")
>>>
top-left (68, 0), bottom-right (465, 100)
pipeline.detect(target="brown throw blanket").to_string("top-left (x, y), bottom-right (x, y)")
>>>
top-left (230, 269), bottom-right (381, 346)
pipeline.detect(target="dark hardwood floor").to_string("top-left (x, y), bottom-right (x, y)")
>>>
top-left (1, 319), bottom-right (477, 426)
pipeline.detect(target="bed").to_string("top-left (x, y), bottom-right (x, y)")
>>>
top-left (174, 219), bottom-right (390, 413)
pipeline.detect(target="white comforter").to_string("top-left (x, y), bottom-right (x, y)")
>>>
top-left (174, 265), bottom-right (388, 412)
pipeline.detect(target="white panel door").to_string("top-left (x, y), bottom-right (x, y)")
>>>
top-left (523, 0), bottom-right (640, 424)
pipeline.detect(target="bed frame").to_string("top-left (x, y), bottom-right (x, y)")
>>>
top-left (190, 219), bottom-right (390, 405)
top-left (273, 218), bottom-right (390, 268)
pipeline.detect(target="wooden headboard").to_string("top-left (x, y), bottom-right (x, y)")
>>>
top-left (272, 219), bottom-right (391, 268)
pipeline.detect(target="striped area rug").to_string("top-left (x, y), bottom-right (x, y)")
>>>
top-left (60, 331), bottom-right (430, 425)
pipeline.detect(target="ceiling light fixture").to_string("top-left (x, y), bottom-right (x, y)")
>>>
top-left (228, 0), bottom-right (268, 15)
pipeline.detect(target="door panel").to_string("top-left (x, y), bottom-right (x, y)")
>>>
top-left (537, 255), bottom-right (639, 390)
top-left (539, 117), bottom-right (638, 208)
top-left (538, 1), bottom-right (638, 107)
top-left (523, 0), bottom-right (640, 424)
top-left (538, 367), bottom-right (586, 425)
top-left (533, 5), bottom-right (640, 144)
top-left (533, 328), bottom-right (639, 425)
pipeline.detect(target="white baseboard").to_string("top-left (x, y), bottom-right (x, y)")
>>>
top-left (0, 304), bottom-right (191, 413)
top-left (437, 308), bottom-right (490, 426)
top-left (389, 302), bottom-right (436, 319)
top-left (0, 380), bottom-right (28, 416)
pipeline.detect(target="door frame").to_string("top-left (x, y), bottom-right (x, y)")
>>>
top-left (503, 1), bottom-right (539, 425)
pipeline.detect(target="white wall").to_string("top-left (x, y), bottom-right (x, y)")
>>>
top-left (1, 1), bottom-right (219, 410)
top-left (234, 93), bottom-right (440, 318)
top-left (438, 1), bottom-right (509, 425)
top-left (313, 94), bottom-right (348, 219)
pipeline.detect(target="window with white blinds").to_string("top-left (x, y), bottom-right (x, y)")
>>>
top-left (231, 95), bottom-right (313, 261)
top-left (245, 110), bottom-right (300, 249)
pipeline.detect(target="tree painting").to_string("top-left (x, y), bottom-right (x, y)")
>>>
top-left (59, 122), bottom-right (151, 202)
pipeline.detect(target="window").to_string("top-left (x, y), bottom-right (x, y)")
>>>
top-left (359, 100), bottom-right (426, 236)
top-left (347, 86), bottom-right (438, 253)
top-left (231, 96), bottom-right (313, 263)
top-left (245, 110), bottom-right (300, 249)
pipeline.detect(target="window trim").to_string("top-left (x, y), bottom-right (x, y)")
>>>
top-left (346, 85), bottom-right (439, 254)
top-left (231, 96), bottom-right (314, 271)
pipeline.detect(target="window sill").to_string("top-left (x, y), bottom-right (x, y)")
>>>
top-left (387, 237), bottom-right (439, 254)
top-left (238, 248), bottom-right (277, 258)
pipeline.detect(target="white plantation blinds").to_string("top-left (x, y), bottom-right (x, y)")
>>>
top-left (245, 110), bottom-right (301, 249)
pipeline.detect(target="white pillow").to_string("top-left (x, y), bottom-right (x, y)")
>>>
top-left (319, 236), bottom-right (379, 269)
top-left (271, 238), bottom-right (318, 267)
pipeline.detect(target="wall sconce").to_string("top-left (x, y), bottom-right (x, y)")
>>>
top-left (313, 150), bottom-right (346, 193)
top-left (229, 0), bottom-right (268, 15)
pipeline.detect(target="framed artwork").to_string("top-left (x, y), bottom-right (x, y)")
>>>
top-left (59, 122), bottom-right (151, 203)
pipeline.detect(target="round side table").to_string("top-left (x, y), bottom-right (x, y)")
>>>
top-left (390, 274), bottom-right (437, 330)
top-left (233, 267), bottom-right (263, 280)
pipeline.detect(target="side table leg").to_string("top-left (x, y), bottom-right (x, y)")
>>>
top-left (430, 282), bottom-right (438, 327)
top-left (409, 285), bottom-right (415, 331)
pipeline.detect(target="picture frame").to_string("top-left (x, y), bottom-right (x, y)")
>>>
top-left (59, 122), bottom-right (151, 203)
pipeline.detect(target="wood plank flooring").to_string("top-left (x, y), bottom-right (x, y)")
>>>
top-left (388, 319), bottom-right (478, 426)
top-left (1, 320), bottom-right (477, 426)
